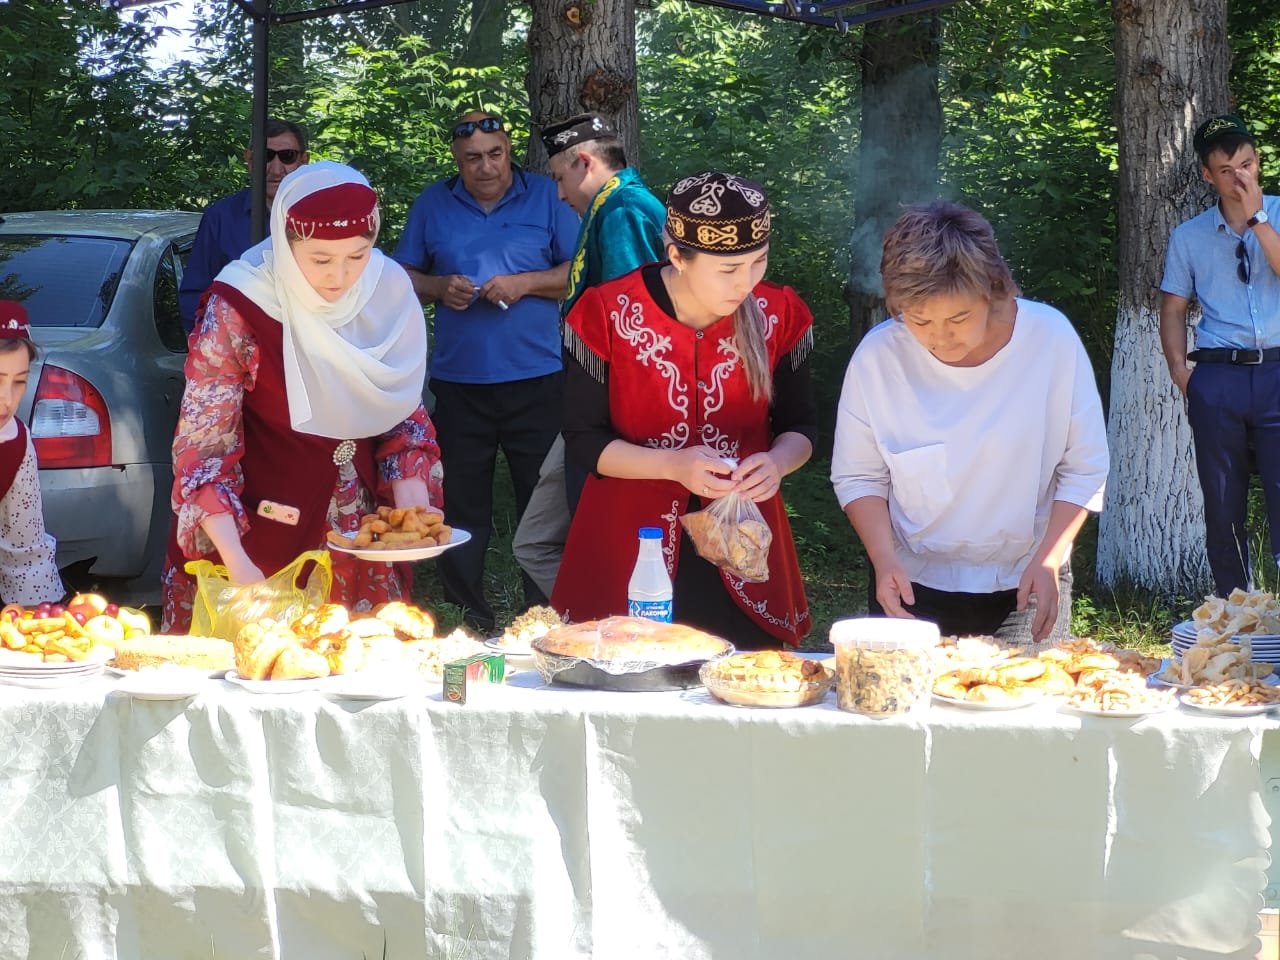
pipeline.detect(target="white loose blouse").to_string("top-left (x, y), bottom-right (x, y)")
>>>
top-left (830, 299), bottom-right (1109, 594)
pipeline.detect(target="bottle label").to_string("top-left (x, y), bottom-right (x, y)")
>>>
top-left (628, 599), bottom-right (673, 622)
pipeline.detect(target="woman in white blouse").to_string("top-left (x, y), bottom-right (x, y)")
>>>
top-left (831, 201), bottom-right (1109, 644)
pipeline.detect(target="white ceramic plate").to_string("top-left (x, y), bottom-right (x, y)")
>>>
top-left (931, 691), bottom-right (1044, 711)
top-left (323, 672), bottom-right (419, 701)
top-left (114, 672), bottom-right (209, 700)
top-left (105, 662), bottom-right (228, 680)
top-left (0, 667), bottom-right (104, 689)
top-left (1060, 699), bottom-right (1178, 719)
top-left (327, 528), bottom-right (471, 563)
top-left (1178, 694), bottom-right (1279, 717)
top-left (224, 670), bottom-right (329, 694)
top-left (483, 638), bottom-right (533, 658)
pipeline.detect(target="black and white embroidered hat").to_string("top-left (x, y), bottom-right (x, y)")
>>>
top-left (665, 171), bottom-right (771, 254)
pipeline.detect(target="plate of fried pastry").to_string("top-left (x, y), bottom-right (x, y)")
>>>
top-left (700, 649), bottom-right (833, 708)
top-left (326, 506), bottom-right (469, 561)
top-left (1179, 679), bottom-right (1280, 717)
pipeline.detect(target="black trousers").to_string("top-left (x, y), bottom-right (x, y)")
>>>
top-left (866, 564), bottom-right (1073, 644)
top-left (430, 373), bottom-right (562, 631)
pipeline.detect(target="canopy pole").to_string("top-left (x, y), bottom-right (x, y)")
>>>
top-left (250, 0), bottom-right (271, 244)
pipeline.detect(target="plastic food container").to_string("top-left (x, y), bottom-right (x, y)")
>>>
top-left (830, 617), bottom-right (939, 717)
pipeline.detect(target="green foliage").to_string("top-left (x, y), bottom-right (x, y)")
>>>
top-left (939, 0), bottom-right (1119, 387)
top-left (0, 0), bottom-right (177, 210)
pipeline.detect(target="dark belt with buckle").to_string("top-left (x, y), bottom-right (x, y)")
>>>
top-left (1188, 347), bottom-right (1280, 364)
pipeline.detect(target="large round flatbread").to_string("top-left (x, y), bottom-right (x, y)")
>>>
top-left (534, 616), bottom-right (731, 666)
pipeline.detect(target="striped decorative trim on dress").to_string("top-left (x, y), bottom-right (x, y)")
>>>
top-left (789, 327), bottom-right (814, 372)
top-left (564, 325), bottom-right (607, 384)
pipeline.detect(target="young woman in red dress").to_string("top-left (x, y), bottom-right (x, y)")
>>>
top-left (162, 162), bottom-right (441, 631)
top-left (551, 171), bottom-right (816, 648)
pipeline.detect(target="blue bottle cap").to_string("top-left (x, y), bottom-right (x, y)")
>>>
top-left (638, 526), bottom-right (663, 539)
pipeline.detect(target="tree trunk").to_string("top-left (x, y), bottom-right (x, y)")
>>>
top-left (1097, 0), bottom-right (1230, 594)
top-left (847, 13), bottom-right (942, 344)
top-left (525, 0), bottom-right (639, 175)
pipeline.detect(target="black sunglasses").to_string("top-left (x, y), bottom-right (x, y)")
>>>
top-left (1237, 239), bottom-right (1251, 285)
top-left (264, 148), bottom-right (302, 164)
top-left (451, 117), bottom-right (504, 140)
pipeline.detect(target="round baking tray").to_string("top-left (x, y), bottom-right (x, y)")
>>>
top-left (532, 648), bottom-right (728, 691)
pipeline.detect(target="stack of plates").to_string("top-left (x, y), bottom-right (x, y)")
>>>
top-left (1171, 620), bottom-right (1280, 662)
top-left (0, 656), bottom-right (104, 689)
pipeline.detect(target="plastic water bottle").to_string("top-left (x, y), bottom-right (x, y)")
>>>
top-left (628, 526), bottom-right (673, 622)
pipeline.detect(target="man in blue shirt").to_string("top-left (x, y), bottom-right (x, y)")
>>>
top-left (1161, 114), bottom-right (1280, 593)
top-left (395, 111), bottom-right (579, 630)
top-left (178, 118), bottom-right (310, 331)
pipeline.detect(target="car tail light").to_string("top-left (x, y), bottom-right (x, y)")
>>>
top-left (30, 365), bottom-right (113, 469)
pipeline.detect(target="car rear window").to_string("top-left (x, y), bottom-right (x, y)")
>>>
top-left (0, 234), bottom-right (134, 327)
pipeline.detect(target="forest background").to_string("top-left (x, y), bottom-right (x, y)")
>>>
top-left (2, 0), bottom-right (1279, 646)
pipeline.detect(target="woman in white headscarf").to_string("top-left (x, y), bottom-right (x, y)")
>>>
top-left (161, 161), bottom-right (441, 632)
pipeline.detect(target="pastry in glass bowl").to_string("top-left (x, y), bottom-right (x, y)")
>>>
top-left (700, 649), bottom-right (833, 708)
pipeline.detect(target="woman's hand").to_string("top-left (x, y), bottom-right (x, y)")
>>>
top-left (874, 562), bottom-right (917, 619)
top-left (223, 552), bottom-right (266, 587)
top-left (731, 452), bottom-right (782, 503)
top-left (668, 446), bottom-right (737, 499)
top-left (1016, 560), bottom-right (1060, 643)
top-left (391, 477), bottom-right (433, 511)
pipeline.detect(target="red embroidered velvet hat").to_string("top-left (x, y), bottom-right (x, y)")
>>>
top-left (285, 182), bottom-right (379, 240)
top-left (0, 301), bottom-right (31, 340)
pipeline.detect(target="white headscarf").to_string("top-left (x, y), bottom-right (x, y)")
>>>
top-left (215, 161), bottom-right (427, 440)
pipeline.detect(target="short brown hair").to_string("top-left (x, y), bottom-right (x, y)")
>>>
top-left (880, 200), bottom-right (1019, 313)
top-left (0, 339), bottom-right (36, 362)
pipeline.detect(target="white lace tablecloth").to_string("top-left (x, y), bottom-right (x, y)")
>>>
top-left (0, 670), bottom-right (1273, 959)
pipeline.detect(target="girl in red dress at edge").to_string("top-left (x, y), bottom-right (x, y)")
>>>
top-left (161, 162), bottom-right (442, 632)
top-left (551, 171), bottom-right (816, 649)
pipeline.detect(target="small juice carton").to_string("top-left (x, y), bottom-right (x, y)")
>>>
top-left (443, 652), bottom-right (506, 704)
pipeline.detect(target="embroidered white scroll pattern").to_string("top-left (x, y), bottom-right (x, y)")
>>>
top-left (613, 295), bottom-right (690, 450)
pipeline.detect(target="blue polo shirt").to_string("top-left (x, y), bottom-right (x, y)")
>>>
top-left (395, 169), bottom-right (579, 384)
top-left (1161, 194), bottom-right (1280, 349)
top-left (179, 188), bottom-right (254, 332)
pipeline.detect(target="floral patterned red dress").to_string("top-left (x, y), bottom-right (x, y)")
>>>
top-left (160, 293), bottom-right (443, 633)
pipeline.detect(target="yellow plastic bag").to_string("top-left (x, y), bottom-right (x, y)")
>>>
top-left (185, 550), bottom-right (332, 641)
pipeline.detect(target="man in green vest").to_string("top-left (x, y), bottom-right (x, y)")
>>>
top-left (513, 113), bottom-right (666, 599)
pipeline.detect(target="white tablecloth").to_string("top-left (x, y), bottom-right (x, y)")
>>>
top-left (0, 670), bottom-right (1273, 959)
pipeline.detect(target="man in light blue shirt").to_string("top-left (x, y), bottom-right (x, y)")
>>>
top-left (395, 111), bottom-right (579, 630)
top-left (1161, 114), bottom-right (1280, 592)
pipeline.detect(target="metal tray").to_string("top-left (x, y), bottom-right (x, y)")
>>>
top-left (532, 649), bottom-right (713, 691)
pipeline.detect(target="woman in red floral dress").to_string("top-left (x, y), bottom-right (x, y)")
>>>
top-left (162, 162), bottom-right (441, 631)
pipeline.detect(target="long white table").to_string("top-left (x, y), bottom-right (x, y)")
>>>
top-left (0, 669), bottom-right (1273, 959)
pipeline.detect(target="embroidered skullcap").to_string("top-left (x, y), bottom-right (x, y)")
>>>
top-left (540, 113), bottom-right (617, 157)
top-left (0, 301), bottom-right (30, 340)
top-left (284, 182), bottom-right (379, 241)
top-left (1194, 114), bottom-right (1252, 156)
top-left (665, 171), bottom-right (771, 254)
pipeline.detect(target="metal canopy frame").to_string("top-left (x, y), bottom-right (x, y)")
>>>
top-left (221, 0), bottom-right (958, 239)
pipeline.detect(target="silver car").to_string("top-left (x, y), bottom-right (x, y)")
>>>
top-left (0, 210), bottom-right (199, 605)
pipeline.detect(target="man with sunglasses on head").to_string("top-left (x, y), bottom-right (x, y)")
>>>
top-left (1161, 113), bottom-right (1280, 594)
top-left (511, 112), bottom-right (666, 600)
top-left (178, 118), bottom-right (310, 332)
top-left (395, 110), bottom-right (579, 632)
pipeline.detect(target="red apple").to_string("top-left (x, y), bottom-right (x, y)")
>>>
top-left (72, 611), bottom-right (86, 625)
top-left (105, 603), bottom-right (119, 618)
top-left (50, 604), bottom-right (66, 617)
top-left (68, 593), bottom-right (110, 617)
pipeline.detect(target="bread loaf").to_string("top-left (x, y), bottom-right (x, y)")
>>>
top-left (114, 634), bottom-right (234, 673)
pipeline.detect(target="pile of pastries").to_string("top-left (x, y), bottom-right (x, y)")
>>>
top-left (931, 636), bottom-right (1166, 710)
top-left (494, 605), bottom-right (564, 651)
top-left (233, 600), bottom-right (484, 682)
top-left (1191, 588), bottom-right (1280, 639)
top-left (326, 505), bottom-right (452, 551)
